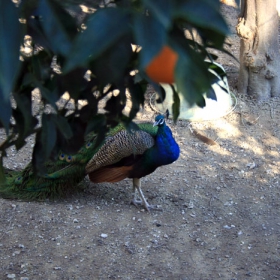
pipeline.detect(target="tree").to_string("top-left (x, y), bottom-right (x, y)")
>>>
top-left (0, 0), bottom-right (229, 178)
top-left (236, 0), bottom-right (280, 100)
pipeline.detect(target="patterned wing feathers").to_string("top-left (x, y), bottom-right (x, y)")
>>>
top-left (85, 130), bottom-right (154, 174)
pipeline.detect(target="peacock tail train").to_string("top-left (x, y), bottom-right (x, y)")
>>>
top-left (0, 132), bottom-right (102, 200)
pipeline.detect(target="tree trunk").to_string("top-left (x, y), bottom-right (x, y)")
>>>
top-left (236, 0), bottom-right (280, 100)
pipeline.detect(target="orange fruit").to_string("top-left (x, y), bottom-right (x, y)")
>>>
top-left (145, 45), bottom-right (178, 84)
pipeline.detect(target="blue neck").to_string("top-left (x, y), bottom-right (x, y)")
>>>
top-left (152, 124), bottom-right (180, 165)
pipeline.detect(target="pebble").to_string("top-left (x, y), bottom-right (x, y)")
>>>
top-left (100, 233), bottom-right (108, 238)
top-left (73, 219), bottom-right (79, 223)
top-left (12, 250), bottom-right (21, 256)
top-left (224, 225), bottom-right (232, 229)
top-left (188, 201), bottom-right (194, 209)
top-left (246, 162), bottom-right (256, 169)
top-left (7, 274), bottom-right (16, 279)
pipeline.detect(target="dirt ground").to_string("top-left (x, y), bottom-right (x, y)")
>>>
top-left (1, 3), bottom-right (280, 280)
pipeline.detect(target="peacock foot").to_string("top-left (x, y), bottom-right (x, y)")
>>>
top-left (131, 178), bottom-right (162, 212)
top-left (130, 198), bottom-right (162, 212)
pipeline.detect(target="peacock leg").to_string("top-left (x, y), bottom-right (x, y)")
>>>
top-left (130, 178), bottom-right (145, 207)
top-left (130, 178), bottom-right (160, 211)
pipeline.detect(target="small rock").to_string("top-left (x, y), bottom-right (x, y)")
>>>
top-left (188, 201), bottom-right (194, 209)
top-left (53, 267), bottom-right (62, 270)
top-left (7, 274), bottom-right (16, 279)
top-left (246, 162), bottom-right (256, 169)
top-left (100, 233), bottom-right (108, 238)
top-left (73, 219), bottom-right (78, 223)
top-left (223, 225), bottom-right (231, 229)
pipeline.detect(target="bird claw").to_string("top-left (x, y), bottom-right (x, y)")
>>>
top-left (130, 198), bottom-right (142, 207)
top-left (145, 204), bottom-right (163, 212)
top-left (130, 199), bottom-right (162, 212)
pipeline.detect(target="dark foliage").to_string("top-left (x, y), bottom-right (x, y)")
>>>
top-left (0, 0), bottom-right (229, 180)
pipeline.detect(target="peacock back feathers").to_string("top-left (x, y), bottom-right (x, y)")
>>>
top-left (85, 129), bottom-right (155, 174)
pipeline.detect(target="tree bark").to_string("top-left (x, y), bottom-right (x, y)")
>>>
top-left (236, 0), bottom-right (280, 100)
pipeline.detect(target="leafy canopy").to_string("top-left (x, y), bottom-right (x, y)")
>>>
top-left (0, 0), bottom-right (229, 178)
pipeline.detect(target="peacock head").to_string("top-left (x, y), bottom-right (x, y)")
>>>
top-left (153, 114), bottom-right (166, 127)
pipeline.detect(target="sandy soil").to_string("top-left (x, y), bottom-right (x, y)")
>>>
top-left (1, 3), bottom-right (280, 280)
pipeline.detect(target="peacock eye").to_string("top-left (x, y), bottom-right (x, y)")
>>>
top-left (66, 155), bottom-right (73, 162)
top-left (15, 176), bottom-right (22, 184)
top-left (59, 154), bottom-right (65, 160)
top-left (86, 142), bottom-right (92, 149)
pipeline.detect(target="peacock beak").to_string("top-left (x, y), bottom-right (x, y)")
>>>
top-left (153, 121), bottom-right (159, 127)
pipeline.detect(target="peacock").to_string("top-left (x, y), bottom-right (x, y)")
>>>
top-left (0, 114), bottom-right (180, 211)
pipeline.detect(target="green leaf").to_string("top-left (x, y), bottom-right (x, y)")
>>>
top-left (22, 72), bottom-right (59, 109)
top-left (174, 0), bottom-right (229, 36)
top-left (65, 8), bottom-right (130, 72)
top-left (56, 117), bottom-right (87, 154)
top-left (128, 80), bottom-right (145, 120)
top-left (53, 115), bottom-right (73, 139)
top-left (196, 27), bottom-right (226, 49)
top-left (27, 16), bottom-right (52, 51)
top-left (57, 68), bottom-right (90, 100)
top-left (175, 54), bottom-right (208, 107)
top-left (13, 89), bottom-right (38, 149)
top-left (37, 0), bottom-right (76, 56)
top-left (206, 86), bottom-right (217, 101)
top-left (42, 113), bottom-right (57, 158)
top-left (207, 61), bottom-right (229, 95)
top-left (0, 0), bottom-right (22, 131)
top-left (171, 84), bottom-right (180, 122)
top-left (133, 13), bottom-right (166, 68)
top-left (152, 84), bottom-right (166, 103)
top-left (0, 89), bottom-right (11, 131)
top-left (85, 114), bottom-right (106, 135)
top-left (90, 36), bottom-right (133, 85)
top-left (30, 51), bottom-right (53, 81)
top-left (32, 131), bottom-right (47, 175)
top-left (206, 61), bottom-right (227, 78)
top-left (105, 94), bottom-right (126, 115)
top-left (142, 0), bottom-right (173, 29)
top-left (0, 156), bottom-right (6, 184)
